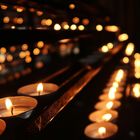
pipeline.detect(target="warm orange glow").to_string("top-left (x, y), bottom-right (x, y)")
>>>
top-left (69, 3), bottom-right (75, 10)
top-left (133, 84), bottom-right (140, 98)
top-left (59, 39), bottom-right (71, 43)
top-left (0, 65), bottom-right (2, 71)
top-left (134, 54), bottom-right (140, 79)
top-left (63, 24), bottom-right (69, 30)
top-left (37, 83), bottom-right (43, 93)
top-left (118, 33), bottom-right (129, 42)
top-left (21, 44), bottom-right (28, 51)
top-left (135, 73), bottom-right (140, 79)
top-left (19, 51), bottom-right (26, 58)
top-left (37, 41), bottom-right (44, 48)
top-left (41, 19), bottom-right (52, 26)
top-left (100, 45), bottom-right (109, 53)
top-left (70, 24), bottom-right (77, 30)
top-left (36, 11), bottom-right (43, 16)
top-left (54, 23), bottom-right (61, 31)
top-left (33, 48), bottom-right (40, 55)
top-left (78, 25), bottom-right (85, 31)
top-left (7, 54), bottom-right (13, 62)
top-left (36, 61), bottom-right (44, 69)
top-left (98, 127), bottom-right (106, 135)
top-left (0, 54), bottom-right (5, 63)
top-left (134, 53), bottom-right (140, 59)
top-left (3, 16), bottom-right (10, 24)
top-left (107, 43), bottom-right (113, 49)
top-left (16, 7), bottom-right (24, 12)
top-left (10, 46), bottom-right (16, 52)
top-left (82, 18), bottom-right (89, 25)
top-left (13, 17), bottom-right (24, 24)
top-left (0, 47), bottom-right (7, 54)
top-left (125, 43), bottom-right (135, 56)
top-left (96, 24), bottom-right (103, 31)
top-left (112, 82), bottom-right (119, 88)
top-left (25, 51), bottom-right (30, 56)
top-left (102, 113), bottom-right (112, 121)
top-left (5, 98), bottom-right (13, 112)
top-left (106, 101), bottom-right (113, 109)
top-left (115, 69), bottom-right (124, 82)
top-left (108, 87), bottom-right (116, 100)
top-left (0, 4), bottom-right (8, 10)
top-left (72, 17), bottom-right (80, 24)
top-left (105, 25), bottom-right (119, 32)
top-left (29, 8), bottom-right (35, 13)
top-left (25, 56), bottom-right (32, 63)
top-left (122, 57), bottom-right (129, 64)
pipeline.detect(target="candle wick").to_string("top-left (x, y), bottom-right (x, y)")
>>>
top-left (11, 107), bottom-right (14, 116)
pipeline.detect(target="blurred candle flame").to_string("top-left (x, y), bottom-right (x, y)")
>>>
top-left (5, 98), bottom-right (13, 115)
top-left (102, 113), bottom-right (112, 121)
top-left (98, 127), bottom-right (106, 135)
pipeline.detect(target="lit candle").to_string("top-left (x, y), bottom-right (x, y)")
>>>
top-left (18, 83), bottom-right (59, 97)
top-left (88, 110), bottom-right (118, 123)
top-left (132, 83), bottom-right (140, 98)
top-left (84, 122), bottom-right (118, 139)
top-left (103, 87), bottom-right (124, 93)
top-left (99, 93), bottom-right (122, 101)
top-left (5, 98), bottom-right (14, 116)
top-left (98, 127), bottom-right (106, 136)
top-left (0, 96), bottom-right (37, 118)
top-left (95, 101), bottom-right (121, 110)
top-left (0, 119), bottom-right (6, 135)
top-left (37, 83), bottom-right (43, 96)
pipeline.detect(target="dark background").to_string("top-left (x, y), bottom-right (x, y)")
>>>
top-left (33, 0), bottom-right (139, 47)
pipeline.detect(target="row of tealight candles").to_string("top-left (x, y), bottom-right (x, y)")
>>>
top-left (0, 82), bottom-right (59, 135)
top-left (84, 69), bottom-right (127, 139)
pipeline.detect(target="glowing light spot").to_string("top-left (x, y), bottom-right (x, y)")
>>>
top-left (96, 24), bottom-right (103, 31)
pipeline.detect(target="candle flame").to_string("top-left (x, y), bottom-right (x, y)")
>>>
top-left (5, 98), bottom-right (13, 110)
top-left (106, 101), bottom-right (113, 109)
top-left (105, 25), bottom-right (119, 32)
top-left (108, 87), bottom-right (116, 100)
top-left (37, 83), bottom-right (43, 93)
top-left (112, 82), bottom-right (119, 88)
top-left (125, 43), bottom-right (135, 56)
top-left (118, 33), bottom-right (129, 42)
top-left (100, 45), bottom-right (109, 53)
top-left (98, 127), bottom-right (106, 135)
top-left (122, 57), bottom-right (129, 64)
top-left (133, 84), bottom-right (140, 98)
top-left (102, 113), bottom-right (112, 121)
top-left (115, 69), bottom-right (124, 82)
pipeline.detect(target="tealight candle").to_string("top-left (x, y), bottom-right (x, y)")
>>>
top-left (84, 122), bottom-right (118, 139)
top-left (95, 101), bottom-right (121, 110)
top-left (99, 93), bottom-right (122, 101)
top-left (107, 81), bottom-right (125, 87)
top-left (0, 96), bottom-right (37, 118)
top-left (88, 110), bottom-right (118, 123)
top-left (0, 119), bottom-right (6, 135)
top-left (103, 87), bottom-right (124, 93)
top-left (18, 83), bottom-right (59, 96)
